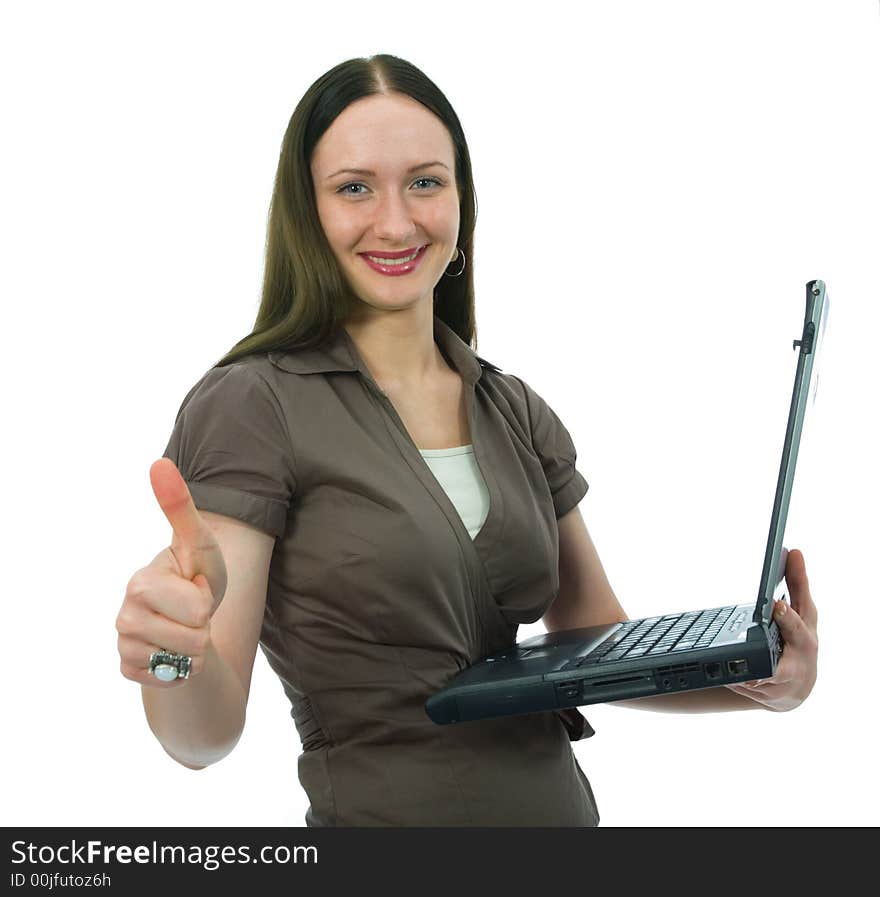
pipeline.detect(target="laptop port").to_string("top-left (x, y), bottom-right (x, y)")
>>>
top-left (727, 659), bottom-right (749, 675)
top-left (661, 677), bottom-right (673, 689)
top-left (556, 680), bottom-right (581, 700)
top-left (677, 676), bottom-right (688, 687)
top-left (704, 662), bottom-right (722, 680)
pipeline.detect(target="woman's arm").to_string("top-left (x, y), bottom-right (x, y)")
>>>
top-left (137, 510), bottom-right (275, 766)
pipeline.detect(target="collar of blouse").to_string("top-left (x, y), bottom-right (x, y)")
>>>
top-left (267, 314), bottom-right (503, 389)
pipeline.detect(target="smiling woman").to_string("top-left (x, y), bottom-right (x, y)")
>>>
top-left (207, 55), bottom-right (480, 369)
top-left (308, 90), bottom-right (466, 371)
top-left (137, 52), bottom-right (603, 829)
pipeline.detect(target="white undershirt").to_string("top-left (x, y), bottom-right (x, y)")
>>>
top-left (418, 444), bottom-right (490, 540)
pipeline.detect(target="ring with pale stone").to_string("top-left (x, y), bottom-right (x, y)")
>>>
top-left (148, 649), bottom-right (192, 682)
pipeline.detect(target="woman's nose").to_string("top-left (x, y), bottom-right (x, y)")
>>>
top-left (371, 191), bottom-right (417, 243)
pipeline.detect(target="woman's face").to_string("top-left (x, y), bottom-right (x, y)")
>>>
top-left (310, 92), bottom-right (461, 318)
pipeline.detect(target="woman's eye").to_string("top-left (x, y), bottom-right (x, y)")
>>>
top-left (336, 177), bottom-right (442, 196)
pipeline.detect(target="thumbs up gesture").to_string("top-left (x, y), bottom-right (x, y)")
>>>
top-left (116, 459), bottom-right (229, 687)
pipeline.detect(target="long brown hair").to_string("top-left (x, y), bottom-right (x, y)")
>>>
top-left (214, 54), bottom-right (480, 368)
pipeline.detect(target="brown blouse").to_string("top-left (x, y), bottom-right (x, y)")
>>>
top-left (162, 314), bottom-right (600, 826)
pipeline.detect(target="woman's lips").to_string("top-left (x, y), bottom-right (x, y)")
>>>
top-left (360, 245), bottom-right (424, 259)
top-left (359, 244), bottom-right (429, 276)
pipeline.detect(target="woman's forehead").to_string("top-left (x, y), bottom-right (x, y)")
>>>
top-left (312, 94), bottom-right (454, 173)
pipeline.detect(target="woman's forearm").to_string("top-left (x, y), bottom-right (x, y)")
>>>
top-left (140, 642), bottom-right (247, 768)
top-left (607, 686), bottom-right (770, 713)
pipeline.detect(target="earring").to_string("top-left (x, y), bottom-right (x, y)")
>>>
top-left (444, 247), bottom-right (466, 278)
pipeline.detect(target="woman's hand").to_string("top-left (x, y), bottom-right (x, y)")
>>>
top-left (725, 548), bottom-right (818, 712)
top-left (115, 459), bottom-right (229, 688)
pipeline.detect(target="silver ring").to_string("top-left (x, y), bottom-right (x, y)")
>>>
top-left (149, 649), bottom-right (192, 681)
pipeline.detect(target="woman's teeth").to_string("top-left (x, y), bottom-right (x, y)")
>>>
top-left (367, 249), bottom-right (421, 265)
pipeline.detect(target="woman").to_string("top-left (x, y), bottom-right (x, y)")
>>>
top-left (116, 54), bottom-right (819, 826)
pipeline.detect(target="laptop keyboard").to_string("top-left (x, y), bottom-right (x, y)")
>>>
top-left (560, 605), bottom-right (739, 671)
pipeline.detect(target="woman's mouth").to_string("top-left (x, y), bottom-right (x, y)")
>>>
top-left (359, 244), bottom-right (429, 276)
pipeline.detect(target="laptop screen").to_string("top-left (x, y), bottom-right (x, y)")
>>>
top-left (753, 280), bottom-right (829, 625)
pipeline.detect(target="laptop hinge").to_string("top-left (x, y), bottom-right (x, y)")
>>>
top-left (746, 622), bottom-right (769, 644)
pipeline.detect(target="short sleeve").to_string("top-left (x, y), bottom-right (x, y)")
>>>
top-left (162, 363), bottom-right (297, 539)
top-left (514, 375), bottom-right (589, 520)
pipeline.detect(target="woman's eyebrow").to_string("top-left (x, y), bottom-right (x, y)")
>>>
top-left (325, 161), bottom-right (450, 180)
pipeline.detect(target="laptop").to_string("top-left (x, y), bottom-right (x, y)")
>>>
top-left (426, 279), bottom-right (829, 725)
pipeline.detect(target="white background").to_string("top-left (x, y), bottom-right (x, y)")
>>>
top-left (2, 0), bottom-right (877, 828)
